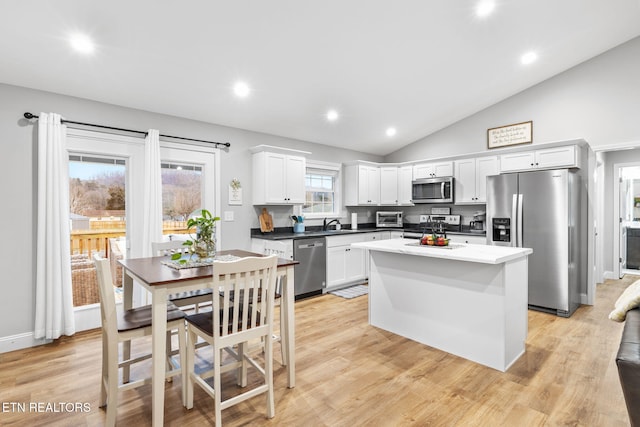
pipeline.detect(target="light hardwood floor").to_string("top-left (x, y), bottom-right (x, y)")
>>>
top-left (0, 276), bottom-right (635, 426)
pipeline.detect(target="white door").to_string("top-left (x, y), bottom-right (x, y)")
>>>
top-left (66, 129), bottom-right (145, 331)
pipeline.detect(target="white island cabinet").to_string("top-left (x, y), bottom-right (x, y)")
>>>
top-left (352, 238), bottom-right (532, 372)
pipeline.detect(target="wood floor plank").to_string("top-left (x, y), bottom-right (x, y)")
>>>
top-left (0, 276), bottom-right (635, 426)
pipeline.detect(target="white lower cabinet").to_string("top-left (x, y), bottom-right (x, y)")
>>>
top-left (326, 231), bottom-right (391, 291)
top-left (448, 235), bottom-right (487, 245)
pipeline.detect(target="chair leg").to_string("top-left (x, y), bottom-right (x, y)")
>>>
top-left (122, 339), bottom-right (131, 383)
top-left (237, 342), bottom-right (248, 387)
top-left (185, 327), bottom-right (196, 409)
top-left (176, 323), bottom-right (187, 405)
top-left (165, 330), bottom-right (173, 383)
top-left (105, 339), bottom-right (120, 427)
top-left (265, 333), bottom-right (275, 419)
top-left (214, 344), bottom-right (223, 427)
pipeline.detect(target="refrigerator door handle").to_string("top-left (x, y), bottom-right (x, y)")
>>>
top-left (512, 194), bottom-right (518, 247)
top-left (517, 194), bottom-right (524, 248)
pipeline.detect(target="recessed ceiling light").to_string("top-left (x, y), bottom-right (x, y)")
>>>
top-left (521, 51), bottom-right (538, 65)
top-left (69, 33), bottom-right (95, 54)
top-left (386, 127), bottom-right (397, 137)
top-left (476, 1), bottom-right (495, 18)
top-left (326, 109), bottom-right (339, 122)
top-left (233, 81), bottom-right (251, 98)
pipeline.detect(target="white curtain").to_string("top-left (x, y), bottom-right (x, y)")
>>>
top-left (141, 129), bottom-right (163, 257)
top-left (35, 113), bottom-right (75, 340)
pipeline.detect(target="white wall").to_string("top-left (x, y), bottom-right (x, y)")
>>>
top-left (0, 82), bottom-right (381, 349)
top-left (385, 36), bottom-right (640, 163)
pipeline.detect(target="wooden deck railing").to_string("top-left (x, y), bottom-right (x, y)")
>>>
top-left (70, 222), bottom-right (191, 256)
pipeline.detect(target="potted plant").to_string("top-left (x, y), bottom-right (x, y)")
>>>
top-left (172, 209), bottom-right (220, 262)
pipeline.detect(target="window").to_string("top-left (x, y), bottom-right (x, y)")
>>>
top-left (161, 162), bottom-right (203, 234)
top-left (302, 161), bottom-right (341, 218)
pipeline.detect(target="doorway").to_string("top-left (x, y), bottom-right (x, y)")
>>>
top-left (615, 164), bottom-right (640, 277)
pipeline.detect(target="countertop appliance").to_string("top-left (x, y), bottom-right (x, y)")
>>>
top-left (486, 169), bottom-right (585, 317)
top-left (469, 211), bottom-right (486, 232)
top-left (411, 176), bottom-right (454, 204)
top-left (376, 211), bottom-right (403, 228)
top-left (293, 237), bottom-right (326, 299)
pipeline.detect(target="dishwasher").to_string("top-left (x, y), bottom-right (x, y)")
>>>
top-left (293, 237), bottom-right (326, 299)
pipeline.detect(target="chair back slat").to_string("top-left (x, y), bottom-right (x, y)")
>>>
top-left (151, 240), bottom-right (189, 257)
top-left (212, 256), bottom-right (278, 339)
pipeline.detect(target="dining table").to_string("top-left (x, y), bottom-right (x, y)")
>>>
top-left (119, 249), bottom-right (298, 427)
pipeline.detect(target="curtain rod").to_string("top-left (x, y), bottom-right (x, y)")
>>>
top-left (23, 112), bottom-right (231, 149)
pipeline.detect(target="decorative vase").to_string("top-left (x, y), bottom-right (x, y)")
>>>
top-left (193, 226), bottom-right (216, 261)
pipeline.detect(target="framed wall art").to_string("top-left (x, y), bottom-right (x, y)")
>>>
top-left (487, 121), bottom-right (533, 149)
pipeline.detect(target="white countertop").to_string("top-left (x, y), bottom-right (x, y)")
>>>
top-left (352, 238), bottom-right (532, 265)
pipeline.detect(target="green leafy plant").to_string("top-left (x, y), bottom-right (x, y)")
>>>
top-left (172, 209), bottom-right (220, 262)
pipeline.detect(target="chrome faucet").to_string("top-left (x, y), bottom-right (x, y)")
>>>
top-left (323, 218), bottom-right (340, 231)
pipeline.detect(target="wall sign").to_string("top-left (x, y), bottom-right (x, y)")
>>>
top-left (228, 178), bottom-right (242, 205)
top-left (487, 121), bottom-right (533, 149)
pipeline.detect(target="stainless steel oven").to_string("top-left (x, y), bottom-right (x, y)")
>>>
top-left (411, 176), bottom-right (454, 203)
top-left (376, 211), bottom-right (403, 228)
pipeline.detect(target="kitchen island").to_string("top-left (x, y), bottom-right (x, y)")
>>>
top-left (351, 238), bottom-right (532, 372)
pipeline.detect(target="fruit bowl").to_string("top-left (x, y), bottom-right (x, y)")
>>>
top-left (420, 235), bottom-right (449, 246)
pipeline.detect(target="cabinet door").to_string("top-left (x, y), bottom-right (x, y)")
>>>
top-left (413, 163), bottom-right (433, 179)
top-left (264, 152), bottom-right (287, 203)
top-left (367, 167), bottom-right (381, 205)
top-left (285, 155), bottom-right (306, 203)
top-left (535, 146), bottom-right (576, 169)
top-left (454, 158), bottom-right (476, 203)
top-left (475, 156), bottom-right (499, 202)
top-left (500, 151), bottom-right (535, 172)
top-left (326, 246), bottom-right (347, 287)
top-left (344, 246), bottom-right (366, 282)
top-left (380, 166), bottom-right (399, 205)
top-left (358, 166), bottom-right (380, 205)
top-left (397, 166), bottom-right (413, 205)
top-left (433, 161), bottom-right (454, 177)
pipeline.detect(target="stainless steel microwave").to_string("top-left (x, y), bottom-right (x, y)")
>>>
top-left (411, 177), bottom-right (454, 204)
top-left (376, 211), bottom-right (403, 228)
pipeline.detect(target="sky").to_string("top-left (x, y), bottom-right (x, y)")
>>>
top-left (68, 161), bottom-right (124, 180)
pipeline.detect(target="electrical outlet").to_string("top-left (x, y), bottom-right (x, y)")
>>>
top-left (224, 211), bottom-right (234, 221)
top-left (419, 214), bottom-right (429, 223)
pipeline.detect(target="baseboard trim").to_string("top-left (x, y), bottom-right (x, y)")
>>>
top-left (0, 332), bottom-right (50, 354)
top-left (602, 270), bottom-right (616, 281)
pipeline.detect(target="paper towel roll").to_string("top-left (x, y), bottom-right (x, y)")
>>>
top-left (351, 212), bottom-right (358, 230)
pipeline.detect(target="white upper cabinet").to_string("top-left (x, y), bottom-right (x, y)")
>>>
top-left (252, 149), bottom-right (306, 205)
top-left (454, 156), bottom-right (499, 204)
top-left (397, 165), bottom-right (414, 205)
top-left (380, 166), bottom-right (399, 205)
top-left (500, 145), bottom-right (579, 173)
top-left (345, 164), bottom-right (380, 205)
top-left (413, 161), bottom-right (454, 179)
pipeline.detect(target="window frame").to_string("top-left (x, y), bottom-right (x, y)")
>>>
top-left (302, 160), bottom-right (342, 219)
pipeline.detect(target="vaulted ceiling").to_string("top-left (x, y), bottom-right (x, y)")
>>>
top-left (2, 1), bottom-right (639, 155)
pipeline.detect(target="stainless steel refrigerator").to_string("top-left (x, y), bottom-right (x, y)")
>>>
top-left (486, 169), bottom-right (584, 317)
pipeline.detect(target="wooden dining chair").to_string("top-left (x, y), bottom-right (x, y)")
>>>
top-left (93, 254), bottom-right (187, 427)
top-left (152, 240), bottom-right (213, 313)
top-left (184, 255), bottom-right (279, 427)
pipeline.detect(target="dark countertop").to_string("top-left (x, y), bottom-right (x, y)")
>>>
top-left (251, 223), bottom-right (486, 240)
